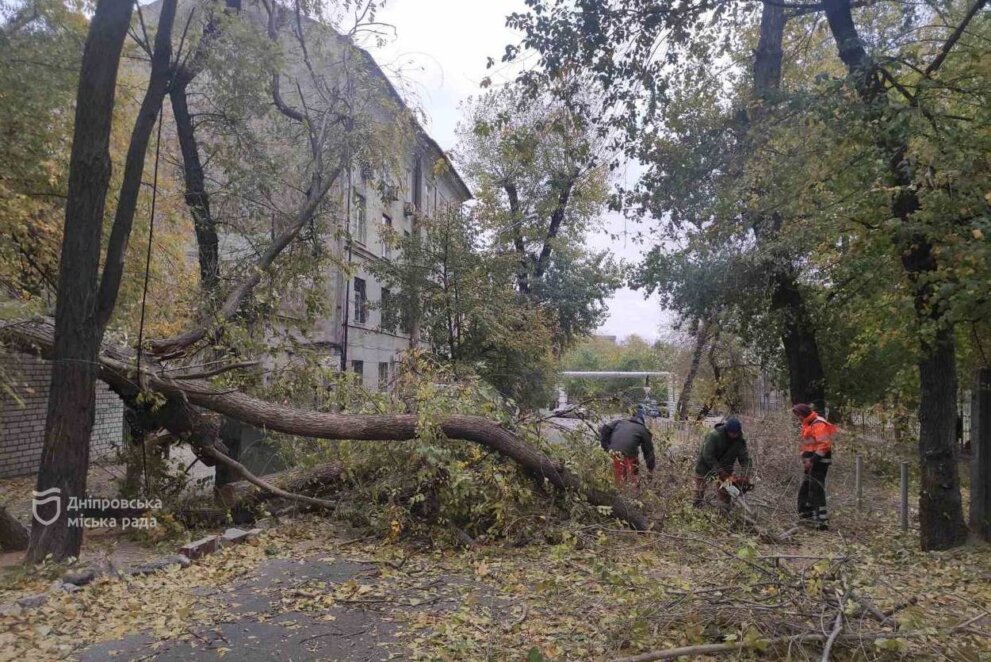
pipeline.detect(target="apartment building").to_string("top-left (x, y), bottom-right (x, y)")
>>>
top-left (322, 142), bottom-right (471, 391)
top-left (145, 0), bottom-right (473, 392)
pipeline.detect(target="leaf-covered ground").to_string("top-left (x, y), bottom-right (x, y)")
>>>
top-left (1, 418), bottom-right (989, 660)
top-left (1, 510), bottom-right (988, 660)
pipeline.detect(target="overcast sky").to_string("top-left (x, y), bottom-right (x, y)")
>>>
top-left (363, 0), bottom-right (670, 343)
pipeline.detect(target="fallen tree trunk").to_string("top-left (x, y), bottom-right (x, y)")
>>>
top-left (2, 318), bottom-right (650, 531)
top-left (0, 505), bottom-right (30, 551)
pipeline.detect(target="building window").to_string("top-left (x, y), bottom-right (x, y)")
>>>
top-left (426, 182), bottom-right (436, 216)
top-left (380, 287), bottom-right (397, 332)
top-left (382, 213), bottom-right (392, 259)
top-left (378, 362), bottom-right (389, 391)
top-left (353, 277), bottom-right (367, 324)
top-left (352, 192), bottom-right (367, 244)
top-left (400, 294), bottom-right (413, 336)
top-left (351, 360), bottom-right (364, 383)
top-left (412, 157), bottom-right (422, 210)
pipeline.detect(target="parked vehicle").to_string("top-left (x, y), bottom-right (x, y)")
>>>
top-left (641, 399), bottom-right (661, 418)
top-left (552, 404), bottom-right (590, 419)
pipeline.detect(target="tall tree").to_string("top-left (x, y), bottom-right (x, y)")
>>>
top-left (748, 3), bottom-right (826, 410)
top-left (28, 0), bottom-right (177, 562)
top-left (458, 87), bottom-right (619, 352)
top-left (817, 0), bottom-right (980, 549)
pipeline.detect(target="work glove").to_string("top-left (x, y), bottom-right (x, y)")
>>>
top-left (717, 470), bottom-right (732, 481)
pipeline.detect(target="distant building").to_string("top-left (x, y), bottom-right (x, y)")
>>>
top-left (322, 134), bottom-right (471, 391)
top-left (157, 0), bottom-right (472, 392)
top-left (593, 335), bottom-right (618, 345)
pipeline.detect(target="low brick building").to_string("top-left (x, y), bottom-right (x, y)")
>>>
top-left (0, 351), bottom-right (123, 478)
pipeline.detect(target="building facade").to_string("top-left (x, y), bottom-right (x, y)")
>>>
top-left (325, 147), bottom-right (471, 391)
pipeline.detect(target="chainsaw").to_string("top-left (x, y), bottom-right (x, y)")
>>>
top-left (719, 476), bottom-right (756, 518)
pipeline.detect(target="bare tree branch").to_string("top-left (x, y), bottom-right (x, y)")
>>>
top-left (922, 0), bottom-right (989, 77)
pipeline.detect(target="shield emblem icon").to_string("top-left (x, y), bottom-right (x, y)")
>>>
top-left (32, 487), bottom-right (62, 526)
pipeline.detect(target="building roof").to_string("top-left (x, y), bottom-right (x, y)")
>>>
top-left (296, 8), bottom-right (473, 201)
top-left (145, 0), bottom-right (473, 201)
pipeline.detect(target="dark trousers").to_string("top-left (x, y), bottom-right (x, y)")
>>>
top-left (798, 454), bottom-right (830, 522)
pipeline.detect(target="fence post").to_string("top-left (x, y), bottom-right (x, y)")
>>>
top-left (900, 461), bottom-right (909, 531)
top-left (855, 455), bottom-right (863, 512)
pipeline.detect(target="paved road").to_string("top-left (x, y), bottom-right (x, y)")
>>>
top-left (78, 558), bottom-right (401, 661)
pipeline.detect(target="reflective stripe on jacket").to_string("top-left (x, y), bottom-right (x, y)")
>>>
top-left (801, 412), bottom-right (836, 455)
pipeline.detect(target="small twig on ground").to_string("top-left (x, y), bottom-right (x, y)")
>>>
top-left (821, 611), bottom-right (844, 661)
top-left (506, 603), bottom-right (529, 630)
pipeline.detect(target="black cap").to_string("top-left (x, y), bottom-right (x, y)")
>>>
top-left (724, 417), bottom-right (742, 434)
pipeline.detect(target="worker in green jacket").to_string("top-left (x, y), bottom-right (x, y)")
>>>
top-left (693, 418), bottom-right (753, 510)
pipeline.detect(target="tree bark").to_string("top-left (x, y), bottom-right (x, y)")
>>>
top-left (676, 317), bottom-right (709, 420)
top-left (0, 505), bottom-right (29, 551)
top-left (165, 0), bottom-right (243, 292)
top-left (820, 0), bottom-right (967, 550)
top-left (915, 327), bottom-right (967, 549)
top-left (170, 81), bottom-right (220, 291)
top-left (26, 0), bottom-right (139, 563)
top-left (504, 181), bottom-right (530, 294)
top-left (772, 267), bottom-right (827, 410)
top-left (533, 172), bottom-right (577, 281)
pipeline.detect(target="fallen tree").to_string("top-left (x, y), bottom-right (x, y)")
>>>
top-left (1, 318), bottom-right (650, 532)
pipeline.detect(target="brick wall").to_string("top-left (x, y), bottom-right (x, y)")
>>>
top-left (0, 351), bottom-right (124, 478)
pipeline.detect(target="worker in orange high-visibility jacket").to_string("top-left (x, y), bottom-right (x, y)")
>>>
top-left (792, 403), bottom-right (837, 530)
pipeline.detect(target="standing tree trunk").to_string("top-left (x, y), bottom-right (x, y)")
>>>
top-left (750, 2), bottom-right (828, 412)
top-left (26, 0), bottom-right (136, 563)
top-left (676, 317), bottom-right (710, 420)
top-left (773, 268), bottom-right (827, 410)
top-left (821, 0), bottom-right (968, 550)
top-left (170, 82), bottom-right (220, 292)
top-left (971, 368), bottom-right (991, 541)
top-left (27, 0), bottom-right (178, 562)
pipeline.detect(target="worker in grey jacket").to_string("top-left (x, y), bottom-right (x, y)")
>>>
top-left (600, 411), bottom-right (656, 484)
